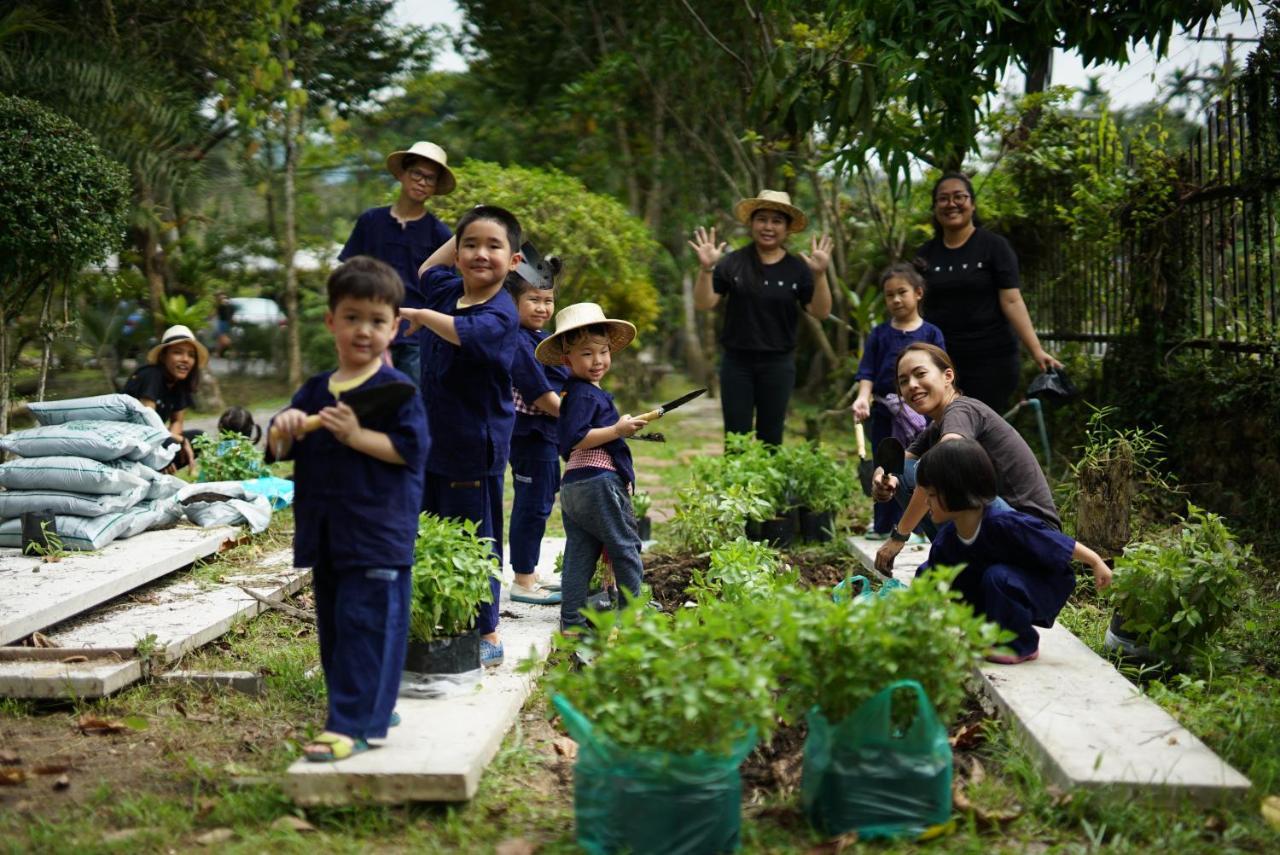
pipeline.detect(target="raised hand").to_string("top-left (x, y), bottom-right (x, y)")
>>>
top-left (800, 234), bottom-right (833, 275)
top-left (687, 226), bottom-right (727, 271)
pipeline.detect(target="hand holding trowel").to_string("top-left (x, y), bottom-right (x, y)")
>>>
top-left (268, 381), bottom-right (416, 459)
top-left (871, 437), bottom-right (906, 501)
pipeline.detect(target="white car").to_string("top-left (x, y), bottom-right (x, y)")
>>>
top-left (229, 297), bottom-right (287, 328)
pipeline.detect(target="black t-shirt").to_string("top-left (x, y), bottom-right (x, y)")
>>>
top-left (915, 227), bottom-right (1019, 357)
top-left (712, 245), bottom-right (814, 353)
top-left (123, 363), bottom-right (193, 425)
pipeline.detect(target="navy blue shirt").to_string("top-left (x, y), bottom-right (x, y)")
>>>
top-left (339, 207), bottom-right (453, 310)
top-left (918, 503), bottom-right (1076, 623)
top-left (419, 266), bottom-right (520, 478)
top-left (511, 327), bottom-right (569, 446)
top-left (275, 364), bottom-right (428, 571)
top-left (558, 377), bottom-right (636, 488)
top-left (854, 321), bottom-right (946, 397)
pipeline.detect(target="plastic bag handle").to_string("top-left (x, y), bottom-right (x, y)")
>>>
top-left (874, 679), bottom-right (941, 746)
top-left (832, 574), bottom-right (871, 603)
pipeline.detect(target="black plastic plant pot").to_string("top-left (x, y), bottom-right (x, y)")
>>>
top-left (636, 515), bottom-right (652, 541)
top-left (799, 509), bottom-right (834, 543)
top-left (760, 515), bottom-right (795, 549)
top-left (404, 630), bottom-right (481, 675)
top-left (745, 519), bottom-right (763, 541)
top-left (1103, 612), bottom-right (1158, 664)
top-left (21, 511), bottom-right (56, 555)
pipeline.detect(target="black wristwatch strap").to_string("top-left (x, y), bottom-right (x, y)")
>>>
top-left (889, 528), bottom-right (910, 542)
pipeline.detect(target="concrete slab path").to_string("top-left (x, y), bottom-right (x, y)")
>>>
top-left (845, 534), bottom-right (1251, 802)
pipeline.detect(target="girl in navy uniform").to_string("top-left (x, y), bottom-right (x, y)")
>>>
top-left (506, 244), bottom-right (568, 605)
top-left (400, 206), bottom-right (523, 668)
top-left (851, 263), bottom-right (945, 538)
top-left (269, 257), bottom-right (428, 761)
top-left (534, 303), bottom-right (646, 631)
top-left (914, 438), bottom-right (1111, 664)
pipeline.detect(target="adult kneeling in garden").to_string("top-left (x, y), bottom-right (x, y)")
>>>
top-left (689, 190), bottom-right (833, 445)
top-left (873, 343), bottom-right (1059, 572)
top-left (123, 324), bottom-right (208, 473)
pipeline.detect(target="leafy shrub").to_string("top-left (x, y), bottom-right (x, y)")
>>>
top-left (688, 536), bottom-right (795, 603)
top-left (409, 514), bottom-right (498, 643)
top-left (666, 481), bottom-right (771, 553)
top-left (631, 490), bottom-right (651, 519)
top-left (191, 430), bottom-right (265, 482)
top-left (781, 442), bottom-right (857, 513)
top-left (1107, 503), bottom-right (1250, 660)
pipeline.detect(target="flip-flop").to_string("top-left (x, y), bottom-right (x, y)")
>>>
top-left (511, 586), bottom-right (562, 605)
top-left (389, 711), bottom-right (401, 728)
top-left (304, 732), bottom-right (369, 763)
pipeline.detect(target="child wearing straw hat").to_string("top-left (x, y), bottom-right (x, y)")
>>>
top-left (534, 303), bottom-right (646, 631)
top-left (123, 324), bottom-right (210, 472)
top-left (339, 141), bottom-right (457, 386)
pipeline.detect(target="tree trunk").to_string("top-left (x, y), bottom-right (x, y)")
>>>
top-left (139, 222), bottom-right (167, 332)
top-left (679, 271), bottom-right (711, 389)
top-left (0, 292), bottom-right (9, 439)
top-left (281, 40), bottom-right (303, 388)
top-left (36, 283), bottom-right (54, 401)
top-left (1076, 439), bottom-right (1135, 557)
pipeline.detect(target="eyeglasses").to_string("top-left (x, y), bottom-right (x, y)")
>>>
top-left (405, 168), bottom-right (439, 186)
top-left (935, 192), bottom-right (971, 205)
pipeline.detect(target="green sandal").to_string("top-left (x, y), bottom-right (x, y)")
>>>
top-left (304, 732), bottom-right (369, 763)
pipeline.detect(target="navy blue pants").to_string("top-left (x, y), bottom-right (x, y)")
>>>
top-left (719, 348), bottom-right (795, 445)
top-left (559, 472), bottom-right (643, 630)
top-left (391, 330), bottom-right (422, 388)
top-left (509, 435), bottom-right (560, 577)
top-left (869, 403), bottom-right (904, 535)
top-left (947, 562), bottom-right (1075, 656)
top-left (314, 561), bottom-right (410, 740)
top-left (423, 471), bottom-right (504, 635)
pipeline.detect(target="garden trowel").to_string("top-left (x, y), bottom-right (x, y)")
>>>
top-left (269, 381), bottom-right (416, 456)
top-left (637, 388), bottom-right (707, 422)
top-left (855, 422), bottom-right (875, 497)
top-left (874, 436), bottom-right (906, 491)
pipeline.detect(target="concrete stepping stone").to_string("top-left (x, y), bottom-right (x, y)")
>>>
top-left (0, 525), bottom-right (239, 646)
top-left (0, 549), bottom-right (306, 698)
top-left (844, 535), bottom-right (1251, 802)
top-left (284, 539), bottom-right (565, 805)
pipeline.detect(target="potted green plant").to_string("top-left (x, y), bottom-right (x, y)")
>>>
top-left (405, 513), bottom-right (498, 674)
top-left (785, 443), bottom-right (855, 542)
top-left (632, 489), bottom-right (652, 540)
top-left (687, 536), bottom-right (795, 603)
top-left (1104, 503), bottom-right (1248, 666)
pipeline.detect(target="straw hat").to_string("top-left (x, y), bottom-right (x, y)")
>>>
top-left (384, 141), bottom-right (457, 195)
top-left (147, 325), bottom-right (210, 368)
top-left (535, 303), bottom-right (636, 366)
top-left (733, 189), bottom-right (807, 233)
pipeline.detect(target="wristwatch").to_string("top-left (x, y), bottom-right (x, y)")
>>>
top-left (889, 528), bottom-right (910, 542)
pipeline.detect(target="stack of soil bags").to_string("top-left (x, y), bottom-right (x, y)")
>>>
top-left (0, 395), bottom-right (185, 550)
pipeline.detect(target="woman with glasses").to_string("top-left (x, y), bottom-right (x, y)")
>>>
top-left (914, 172), bottom-right (1060, 413)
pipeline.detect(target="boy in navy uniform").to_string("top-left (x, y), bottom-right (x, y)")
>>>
top-left (400, 206), bottom-right (523, 667)
top-left (339, 141), bottom-right (456, 386)
top-left (270, 256), bottom-right (428, 762)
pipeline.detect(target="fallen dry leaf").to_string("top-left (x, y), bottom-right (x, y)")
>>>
top-left (1262, 795), bottom-right (1280, 830)
top-left (60, 655), bottom-right (89, 664)
top-left (76, 715), bottom-right (128, 735)
top-left (551, 737), bottom-right (578, 759)
top-left (53, 775), bottom-right (70, 791)
top-left (0, 768), bottom-right (27, 786)
top-left (0, 750), bottom-right (20, 766)
top-left (195, 828), bottom-right (235, 846)
top-left (949, 722), bottom-right (986, 751)
top-left (272, 815), bottom-right (316, 833)
top-left (30, 632), bottom-right (59, 649)
top-left (968, 756), bottom-right (987, 787)
top-left (494, 838), bottom-right (536, 855)
top-left (1203, 814), bottom-right (1225, 832)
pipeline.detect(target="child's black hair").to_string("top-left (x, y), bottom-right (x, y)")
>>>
top-left (454, 205), bottom-right (522, 254)
top-left (562, 323), bottom-right (610, 349)
top-left (327, 256), bottom-right (404, 311)
top-left (879, 262), bottom-right (925, 292)
top-left (915, 437), bottom-right (998, 512)
top-left (217, 406), bottom-right (261, 443)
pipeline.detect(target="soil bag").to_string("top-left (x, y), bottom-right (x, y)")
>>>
top-left (0, 456), bottom-right (150, 495)
top-left (0, 420), bottom-right (175, 468)
top-left (27, 394), bottom-right (166, 432)
top-left (801, 680), bottom-right (952, 840)
top-left (118, 498), bottom-right (184, 539)
top-left (177, 481), bottom-right (272, 533)
top-left (553, 694), bottom-right (755, 855)
top-left (0, 511), bottom-right (135, 550)
top-left (0, 483), bottom-right (147, 518)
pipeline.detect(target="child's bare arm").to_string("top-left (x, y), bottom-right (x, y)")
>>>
top-left (852, 379), bottom-right (873, 422)
top-left (417, 240), bottom-right (457, 278)
top-left (400, 307), bottom-right (460, 345)
top-left (1072, 541), bottom-right (1112, 589)
top-left (574, 414), bottom-right (648, 451)
top-left (319, 404), bottom-right (406, 465)
top-left (533, 390), bottom-right (561, 417)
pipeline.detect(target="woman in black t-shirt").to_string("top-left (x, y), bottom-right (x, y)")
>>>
top-left (915, 173), bottom-right (1060, 413)
top-left (689, 190), bottom-right (833, 444)
top-left (123, 324), bottom-right (208, 472)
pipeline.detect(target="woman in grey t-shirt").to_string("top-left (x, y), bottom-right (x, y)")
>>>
top-left (872, 342), bottom-right (1058, 572)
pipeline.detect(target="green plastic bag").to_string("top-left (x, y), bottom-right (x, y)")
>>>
top-left (832, 575), bottom-right (907, 604)
top-left (801, 680), bottom-right (952, 839)
top-left (553, 694), bottom-right (756, 855)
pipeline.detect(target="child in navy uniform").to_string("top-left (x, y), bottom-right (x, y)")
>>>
top-left (507, 244), bottom-right (568, 605)
top-left (534, 303), bottom-right (647, 631)
top-left (339, 141), bottom-right (456, 386)
top-left (269, 256), bottom-right (428, 761)
top-left (852, 263), bottom-right (945, 538)
top-left (400, 206), bottom-right (523, 667)
top-left (914, 438), bottom-right (1111, 664)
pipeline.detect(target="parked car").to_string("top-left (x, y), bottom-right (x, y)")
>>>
top-left (227, 297), bottom-right (287, 361)
top-left (229, 297), bottom-right (287, 329)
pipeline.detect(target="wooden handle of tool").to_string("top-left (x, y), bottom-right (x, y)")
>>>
top-left (637, 408), bottom-right (663, 422)
top-left (854, 421), bottom-right (867, 458)
top-left (268, 414), bottom-right (323, 448)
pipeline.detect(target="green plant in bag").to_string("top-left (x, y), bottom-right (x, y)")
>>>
top-left (1106, 503), bottom-right (1249, 660)
top-left (783, 442), bottom-right (857, 513)
top-left (192, 430), bottom-right (266, 482)
top-left (631, 490), bottom-right (651, 519)
top-left (667, 481), bottom-right (772, 553)
top-left (409, 514), bottom-right (498, 643)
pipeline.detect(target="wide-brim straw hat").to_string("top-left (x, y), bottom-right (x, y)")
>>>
top-left (535, 303), bottom-right (636, 366)
top-left (733, 189), bottom-right (808, 233)
top-left (147, 325), bottom-right (210, 369)
top-left (385, 141), bottom-right (457, 195)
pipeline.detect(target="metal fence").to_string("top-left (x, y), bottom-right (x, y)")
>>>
top-left (1022, 70), bottom-right (1280, 360)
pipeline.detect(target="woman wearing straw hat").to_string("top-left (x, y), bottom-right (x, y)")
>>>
top-left (123, 324), bottom-right (210, 472)
top-left (689, 190), bottom-right (833, 445)
top-left (339, 141), bottom-right (457, 386)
